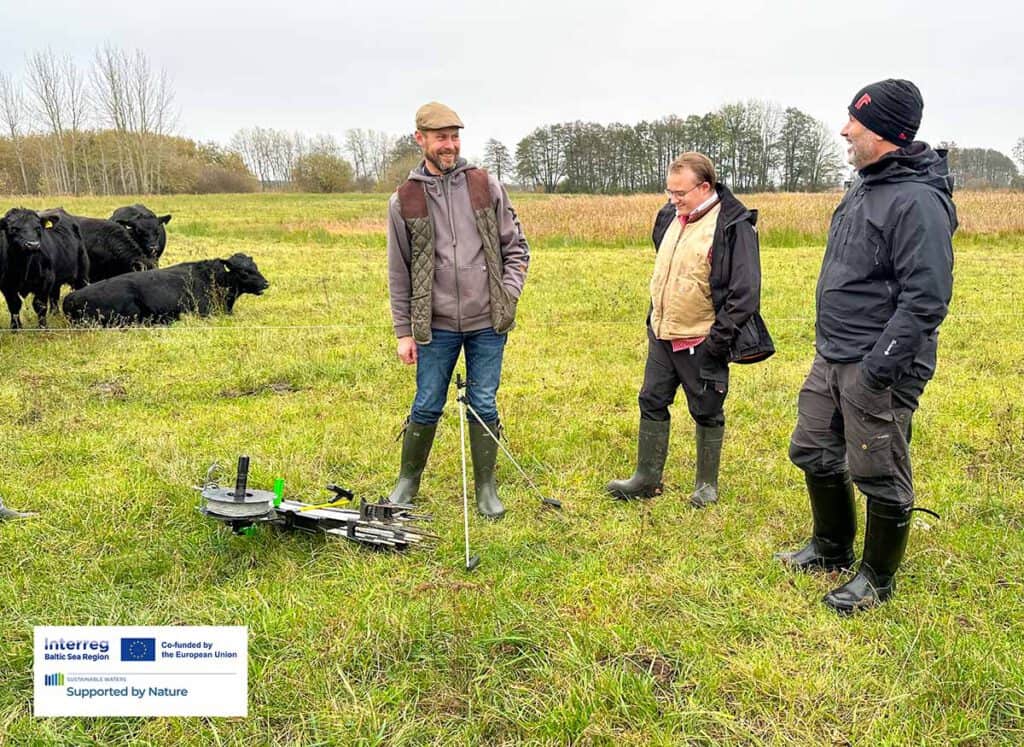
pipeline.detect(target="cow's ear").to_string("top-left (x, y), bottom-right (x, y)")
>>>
top-left (159, 214), bottom-right (171, 224)
top-left (42, 214), bottom-right (60, 228)
top-left (115, 220), bottom-right (131, 229)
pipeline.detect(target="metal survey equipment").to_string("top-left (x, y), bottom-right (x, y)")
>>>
top-left (199, 456), bottom-right (436, 550)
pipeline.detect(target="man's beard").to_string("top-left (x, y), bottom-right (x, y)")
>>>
top-left (427, 150), bottom-right (458, 173)
top-left (847, 141), bottom-right (869, 170)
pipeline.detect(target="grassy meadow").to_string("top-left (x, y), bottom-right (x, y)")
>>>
top-left (1, 189), bottom-right (1022, 745)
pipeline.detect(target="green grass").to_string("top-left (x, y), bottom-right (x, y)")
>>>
top-left (1, 193), bottom-right (1022, 745)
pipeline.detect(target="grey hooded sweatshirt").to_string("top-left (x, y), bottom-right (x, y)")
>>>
top-left (387, 159), bottom-right (530, 338)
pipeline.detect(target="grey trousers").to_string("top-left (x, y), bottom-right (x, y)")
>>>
top-left (789, 355), bottom-right (927, 508)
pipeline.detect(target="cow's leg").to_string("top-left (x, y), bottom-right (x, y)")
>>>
top-left (32, 294), bottom-right (49, 328)
top-left (2, 289), bottom-right (23, 330)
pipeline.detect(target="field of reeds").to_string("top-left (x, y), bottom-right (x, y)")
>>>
top-left (1, 190), bottom-right (1022, 745)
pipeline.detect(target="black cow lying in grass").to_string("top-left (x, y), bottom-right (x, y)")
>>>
top-left (45, 207), bottom-right (158, 282)
top-left (63, 253), bottom-right (269, 326)
top-left (1, 207), bottom-right (89, 328)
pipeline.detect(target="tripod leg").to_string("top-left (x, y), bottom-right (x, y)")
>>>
top-left (459, 394), bottom-right (480, 570)
top-left (463, 401), bottom-right (563, 510)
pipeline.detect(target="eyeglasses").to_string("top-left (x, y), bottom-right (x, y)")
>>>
top-left (665, 183), bottom-right (705, 200)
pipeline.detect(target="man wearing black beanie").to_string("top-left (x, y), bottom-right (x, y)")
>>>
top-left (777, 79), bottom-right (957, 614)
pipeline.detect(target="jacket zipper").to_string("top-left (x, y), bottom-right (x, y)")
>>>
top-left (441, 174), bottom-right (462, 331)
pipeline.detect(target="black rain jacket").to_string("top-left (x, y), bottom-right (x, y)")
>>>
top-left (652, 183), bottom-right (773, 363)
top-left (815, 142), bottom-right (957, 387)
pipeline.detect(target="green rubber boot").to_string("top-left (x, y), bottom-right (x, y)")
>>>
top-left (387, 421), bottom-right (437, 505)
top-left (469, 420), bottom-right (505, 519)
top-left (688, 424), bottom-right (724, 508)
top-left (606, 418), bottom-right (670, 500)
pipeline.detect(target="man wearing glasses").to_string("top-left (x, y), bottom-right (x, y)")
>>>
top-left (607, 152), bottom-right (771, 506)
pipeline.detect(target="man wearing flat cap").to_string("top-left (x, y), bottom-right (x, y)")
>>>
top-left (385, 101), bottom-right (530, 519)
top-left (777, 79), bottom-right (957, 614)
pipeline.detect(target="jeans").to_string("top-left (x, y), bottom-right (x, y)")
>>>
top-left (410, 327), bottom-right (507, 426)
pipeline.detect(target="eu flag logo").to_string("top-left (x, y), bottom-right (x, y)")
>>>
top-left (121, 637), bottom-right (156, 661)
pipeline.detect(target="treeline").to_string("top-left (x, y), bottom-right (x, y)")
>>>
top-left (0, 46), bottom-right (254, 195)
top-left (3, 46), bottom-right (1024, 195)
top-left (227, 128), bottom-right (422, 193)
top-left (510, 103), bottom-right (844, 194)
top-left (940, 142), bottom-right (1024, 189)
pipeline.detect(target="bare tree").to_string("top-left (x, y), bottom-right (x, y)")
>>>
top-left (482, 138), bottom-right (513, 182)
top-left (91, 44), bottom-right (177, 193)
top-left (753, 100), bottom-right (783, 191)
top-left (345, 128), bottom-right (372, 183)
top-left (802, 118), bottom-right (844, 191)
top-left (0, 71), bottom-right (32, 192)
top-left (63, 56), bottom-right (90, 193)
top-left (25, 49), bottom-right (72, 192)
top-left (231, 127), bottom-right (271, 187)
top-left (92, 44), bottom-right (134, 192)
top-left (231, 127), bottom-right (306, 189)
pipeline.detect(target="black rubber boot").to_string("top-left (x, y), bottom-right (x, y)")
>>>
top-left (606, 418), bottom-right (670, 500)
top-left (469, 420), bottom-right (505, 519)
top-left (823, 500), bottom-right (912, 614)
top-left (688, 425), bottom-right (724, 508)
top-left (386, 421), bottom-right (437, 505)
top-left (775, 472), bottom-right (857, 572)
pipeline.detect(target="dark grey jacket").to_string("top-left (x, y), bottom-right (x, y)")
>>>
top-left (815, 143), bottom-right (957, 387)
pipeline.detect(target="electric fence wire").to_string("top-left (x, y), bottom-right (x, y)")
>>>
top-left (0, 311), bottom-right (1020, 336)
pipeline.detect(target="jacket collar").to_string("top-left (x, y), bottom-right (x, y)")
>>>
top-left (407, 158), bottom-right (473, 183)
top-left (714, 183), bottom-right (755, 228)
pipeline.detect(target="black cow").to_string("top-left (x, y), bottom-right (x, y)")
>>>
top-left (0, 207), bottom-right (89, 329)
top-left (63, 253), bottom-right (269, 326)
top-left (110, 204), bottom-right (171, 263)
top-left (46, 207), bottom-right (156, 282)
top-left (0, 224), bottom-right (7, 287)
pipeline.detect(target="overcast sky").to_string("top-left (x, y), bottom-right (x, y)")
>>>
top-left (2, 0), bottom-right (1020, 160)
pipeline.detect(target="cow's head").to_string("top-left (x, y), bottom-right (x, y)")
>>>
top-left (111, 204), bottom-right (171, 260)
top-left (220, 254), bottom-right (270, 296)
top-left (0, 208), bottom-right (57, 252)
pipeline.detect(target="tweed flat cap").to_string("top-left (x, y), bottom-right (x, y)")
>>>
top-left (415, 101), bottom-right (464, 131)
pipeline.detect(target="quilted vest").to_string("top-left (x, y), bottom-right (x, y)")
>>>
top-left (396, 168), bottom-right (517, 344)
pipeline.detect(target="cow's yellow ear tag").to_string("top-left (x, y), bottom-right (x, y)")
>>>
top-left (44, 220), bottom-right (53, 229)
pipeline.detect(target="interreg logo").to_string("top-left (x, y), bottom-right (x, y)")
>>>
top-left (121, 637), bottom-right (156, 661)
top-left (44, 673), bottom-right (65, 687)
top-left (43, 638), bottom-right (109, 654)
top-left (42, 638), bottom-right (111, 662)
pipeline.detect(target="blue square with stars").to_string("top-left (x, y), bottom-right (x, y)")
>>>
top-left (120, 637), bottom-right (156, 661)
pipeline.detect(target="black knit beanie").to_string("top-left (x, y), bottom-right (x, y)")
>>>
top-left (848, 79), bottom-right (923, 145)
